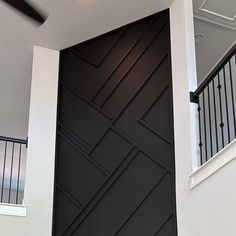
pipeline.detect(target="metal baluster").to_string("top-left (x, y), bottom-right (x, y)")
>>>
top-left (202, 90), bottom-right (208, 162)
top-left (207, 85), bottom-right (213, 158)
top-left (197, 101), bottom-right (203, 165)
top-left (1, 141), bottom-right (7, 202)
top-left (8, 143), bottom-right (15, 203)
top-left (16, 144), bottom-right (22, 204)
top-left (223, 66), bottom-right (230, 143)
top-left (217, 73), bottom-right (224, 148)
top-left (212, 78), bottom-right (219, 153)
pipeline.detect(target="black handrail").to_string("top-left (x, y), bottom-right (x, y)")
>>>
top-left (190, 43), bottom-right (236, 165)
top-left (191, 44), bottom-right (236, 102)
top-left (0, 136), bottom-right (27, 145)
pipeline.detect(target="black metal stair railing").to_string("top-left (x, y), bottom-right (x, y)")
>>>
top-left (0, 136), bottom-right (27, 205)
top-left (190, 44), bottom-right (236, 165)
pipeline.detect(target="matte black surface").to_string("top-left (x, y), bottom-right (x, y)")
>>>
top-left (53, 10), bottom-right (177, 236)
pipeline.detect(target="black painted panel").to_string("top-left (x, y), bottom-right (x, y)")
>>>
top-left (57, 137), bottom-right (107, 204)
top-left (155, 217), bottom-right (175, 236)
top-left (53, 9), bottom-right (177, 236)
top-left (90, 129), bottom-right (132, 172)
top-left (59, 86), bottom-right (111, 147)
top-left (53, 190), bottom-right (80, 236)
top-left (73, 153), bottom-right (165, 236)
top-left (117, 174), bottom-right (173, 236)
top-left (102, 23), bottom-right (168, 118)
top-left (142, 88), bottom-right (171, 139)
top-left (115, 58), bottom-right (171, 169)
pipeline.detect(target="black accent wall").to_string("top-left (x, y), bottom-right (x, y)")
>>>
top-left (53, 10), bottom-right (177, 236)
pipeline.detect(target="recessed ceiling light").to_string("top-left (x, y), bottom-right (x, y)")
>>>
top-left (195, 33), bottom-right (204, 44)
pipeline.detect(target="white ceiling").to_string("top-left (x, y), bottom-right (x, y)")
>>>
top-left (203, 0), bottom-right (236, 18)
top-left (193, 0), bottom-right (236, 83)
top-left (0, 0), bottom-right (173, 139)
top-left (0, 0), bottom-right (173, 50)
top-left (193, 0), bottom-right (236, 30)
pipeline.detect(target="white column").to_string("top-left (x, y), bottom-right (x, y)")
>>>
top-left (24, 46), bottom-right (59, 236)
top-left (170, 0), bottom-right (198, 235)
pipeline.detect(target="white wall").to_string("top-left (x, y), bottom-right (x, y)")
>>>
top-left (0, 43), bottom-right (32, 139)
top-left (170, 0), bottom-right (236, 235)
top-left (0, 46), bottom-right (59, 236)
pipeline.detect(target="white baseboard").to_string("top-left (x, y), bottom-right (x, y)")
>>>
top-left (0, 203), bottom-right (27, 217)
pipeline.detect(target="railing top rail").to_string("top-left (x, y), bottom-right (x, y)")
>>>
top-left (192, 43), bottom-right (236, 99)
top-left (0, 135), bottom-right (27, 145)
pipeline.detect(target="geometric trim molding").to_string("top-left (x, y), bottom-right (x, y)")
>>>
top-left (190, 139), bottom-right (236, 189)
top-left (193, 0), bottom-right (236, 30)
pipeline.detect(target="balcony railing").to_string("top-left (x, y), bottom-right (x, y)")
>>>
top-left (191, 44), bottom-right (236, 165)
top-left (0, 136), bottom-right (27, 205)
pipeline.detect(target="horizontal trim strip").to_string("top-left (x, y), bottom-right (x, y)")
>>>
top-left (0, 136), bottom-right (27, 145)
top-left (0, 203), bottom-right (27, 217)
